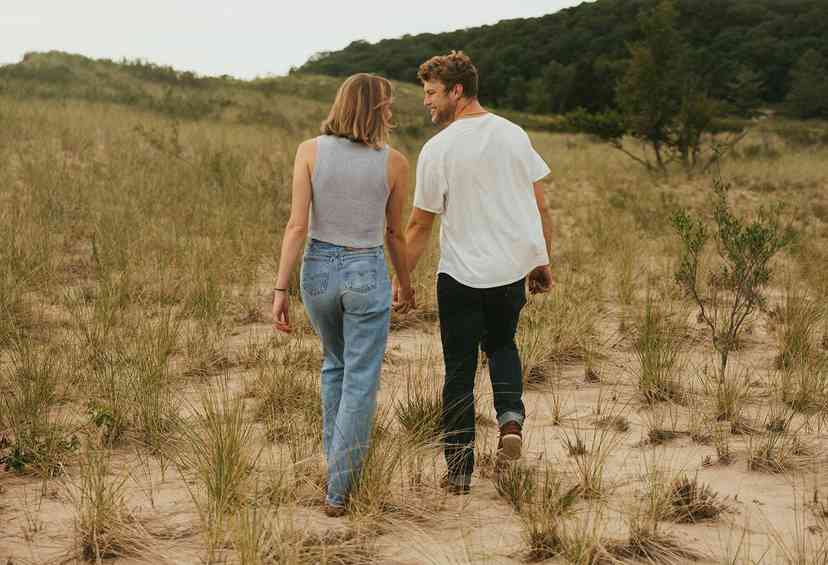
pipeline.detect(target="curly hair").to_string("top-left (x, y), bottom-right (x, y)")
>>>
top-left (417, 50), bottom-right (479, 98)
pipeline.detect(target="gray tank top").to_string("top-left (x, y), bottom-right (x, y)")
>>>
top-left (309, 135), bottom-right (390, 248)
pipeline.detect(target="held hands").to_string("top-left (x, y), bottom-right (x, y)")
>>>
top-left (528, 265), bottom-right (553, 294)
top-left (271, 290), bottom-right (291, 333)
top-left (392, 277), bottom-right (416, 313)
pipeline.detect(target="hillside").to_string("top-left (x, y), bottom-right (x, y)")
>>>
top-left (0, 51), bottom-right (572, 135)
top-left (299, 0), bottom-right (828, 113)
top-left (0, 51), bottom-right (433, 129)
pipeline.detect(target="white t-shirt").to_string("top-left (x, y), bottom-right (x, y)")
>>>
top-left (413, 113), bottom-right (551, 288)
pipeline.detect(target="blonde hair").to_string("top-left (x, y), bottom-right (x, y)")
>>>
top-left (321, 73), bottom-right (393, 148)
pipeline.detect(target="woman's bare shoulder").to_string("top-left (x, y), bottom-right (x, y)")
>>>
top-left (387, 146), bottom-right (409, 169)
top-left (294, 137), bottom-right (319, 168)
top-left (297, 137), bottom-right (319, 155)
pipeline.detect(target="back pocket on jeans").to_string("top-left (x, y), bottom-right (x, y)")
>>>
top-left (301, 272), bottom-right (329, 296)
top-left (345, 269), bottom-right (377, 293)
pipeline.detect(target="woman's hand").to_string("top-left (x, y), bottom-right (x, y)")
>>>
top-left (272, 290), bottom-right (291, 333)
top-left (392, 278), bottom-right (416, 313)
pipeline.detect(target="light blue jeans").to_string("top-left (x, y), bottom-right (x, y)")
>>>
top-left (300, 239), bottom-right (391, 507)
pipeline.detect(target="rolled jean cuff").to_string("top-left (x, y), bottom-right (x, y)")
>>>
top-left (497, 411), bottom-right (525, 428)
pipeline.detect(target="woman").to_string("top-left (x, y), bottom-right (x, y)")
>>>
top-left (271, 73), bottom-right (415, 517)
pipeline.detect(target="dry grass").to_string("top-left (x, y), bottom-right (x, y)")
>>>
top-left (0, 339), bottom-right (78, 477)
top-left (666, 474), bottom-right (731, 523)
top-left (559, 416), bottom-right (625, 499)
top-left (1, 57), bottom-right (828, 563)
top-left (232, 502), bottom-right (377, 564)
top-left (773, 287), bottom-right (824, 370)
top-left (174, 377), bottom-right (262, 556)
top-left (632, 296), bottom-right (688, 404)
top-left (394, 349), bottom-right (443, 445)
top-left (250, 337), bottom-right (321, 443)
top-left (519, 267), bottom-right (601, 385)
top-left (68, 446), bottom-right (158, 562)
top-left (494, 461), bottom-right (537, 512)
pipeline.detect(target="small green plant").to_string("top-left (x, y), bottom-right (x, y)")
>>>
top-left (672, 178), bottom-right (795, 378)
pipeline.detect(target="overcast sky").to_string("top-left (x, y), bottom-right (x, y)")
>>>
top-left (1, 1), bottom-right (592, 78)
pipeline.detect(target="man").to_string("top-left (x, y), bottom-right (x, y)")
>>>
top-left (394, 51), bottom-right (553, 494)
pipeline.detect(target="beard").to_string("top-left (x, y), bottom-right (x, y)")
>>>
top-left (430, 102), bottom-right (456, 127)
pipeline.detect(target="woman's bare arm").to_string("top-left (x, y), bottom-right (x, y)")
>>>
top-left (385, 149), bottom-right (414, 310)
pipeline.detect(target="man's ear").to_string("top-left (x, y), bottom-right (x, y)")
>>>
top-left (451, 83), bottom-right (464, 100)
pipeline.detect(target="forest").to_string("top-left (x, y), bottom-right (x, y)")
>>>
top-left (299, 0), bottom-right (828, 117)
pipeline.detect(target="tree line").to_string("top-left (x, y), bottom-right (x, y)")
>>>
top-left (299, 0), bottom-right (828, 119)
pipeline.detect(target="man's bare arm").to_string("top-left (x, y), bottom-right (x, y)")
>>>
top-left (533, 181), bottom-right (553, 257)
top-left (528, 181), bottom-right (553, 294)
top-left (404, 208), bottom-right (436, 274)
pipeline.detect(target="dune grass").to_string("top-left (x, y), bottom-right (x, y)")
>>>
top-left (1, 53), bottom-right (828, 563)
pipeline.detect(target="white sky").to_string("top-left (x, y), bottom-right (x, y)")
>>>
top-left (1, 1), bottom-right (592, 78)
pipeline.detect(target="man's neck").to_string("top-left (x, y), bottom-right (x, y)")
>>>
top-left (452, 98), bottom-right (487, 122)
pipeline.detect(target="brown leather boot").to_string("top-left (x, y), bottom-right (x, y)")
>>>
top-left (498, 420), bottom-right (523, 461)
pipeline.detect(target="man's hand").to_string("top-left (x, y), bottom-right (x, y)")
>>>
top-left (528, 265), bottom-right (552, 294)
top-left (392, 277), bottom-right (416, 313)
top-left (272, 291), bottom-right (291, 333)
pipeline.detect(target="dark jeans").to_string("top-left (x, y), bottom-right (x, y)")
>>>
top-left (437, 273), bottom-right (527, 485)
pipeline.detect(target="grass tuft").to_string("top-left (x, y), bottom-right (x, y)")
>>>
top-left (633, 297), bottom-right (687, 403)
top-left (70, 447), bottom-right (156, 562)
top-left (666, 474), bottom-right (730, 523)
top-left (0, 340), bottom-right (78, 477)
top-left (773, 288), bottom-right (823, 370)
top-left (174, 377), bottom-right (261, 555)
top-left (394, 351), bottom-right (442, 444)
top-left (494, 462), bottom-right (536, 512)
